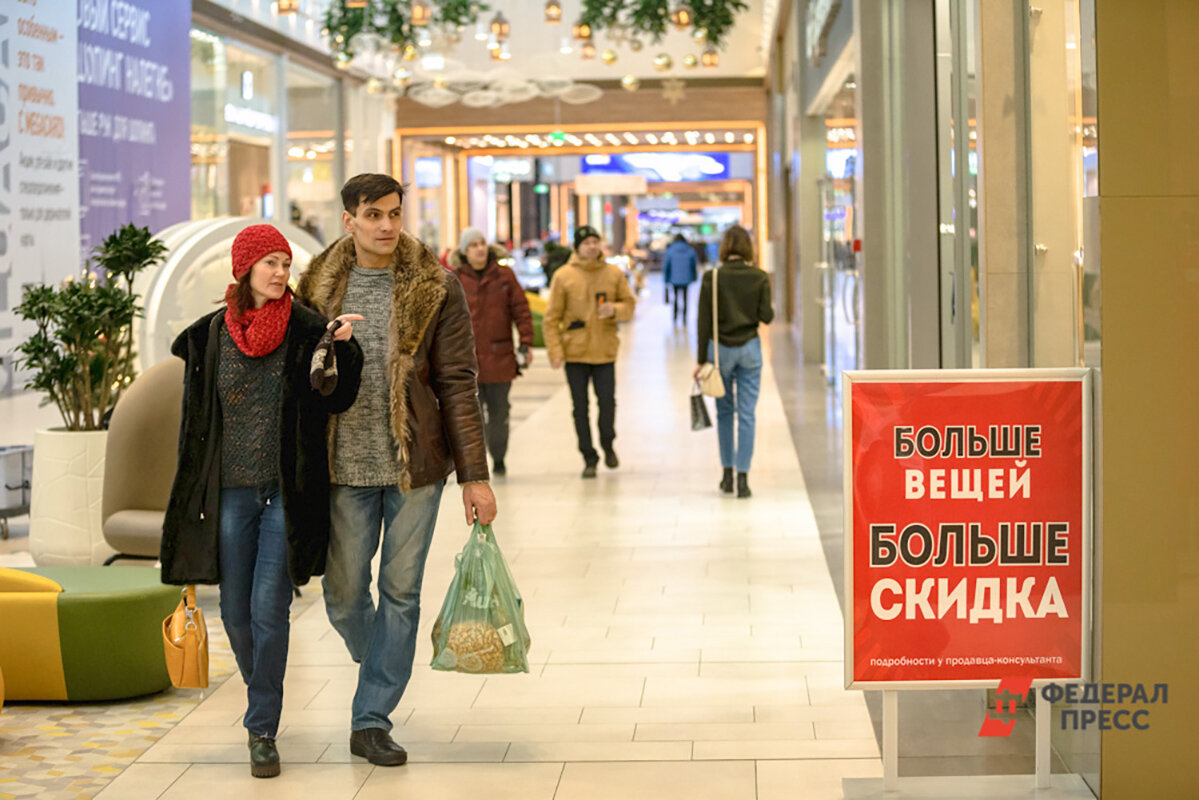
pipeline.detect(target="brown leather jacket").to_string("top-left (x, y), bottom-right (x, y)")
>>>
top-left (297, 231), bottom-right (489, 490)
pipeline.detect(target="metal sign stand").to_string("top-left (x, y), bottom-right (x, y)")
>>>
top-left (852, 690), bottom-right (1087, 799)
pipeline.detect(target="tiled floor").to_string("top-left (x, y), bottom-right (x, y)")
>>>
top-left (5, 279), bottom-right (884, 798)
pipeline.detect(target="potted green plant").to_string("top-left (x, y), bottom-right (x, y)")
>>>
top-left (15, 223), bottom-right (167, 565)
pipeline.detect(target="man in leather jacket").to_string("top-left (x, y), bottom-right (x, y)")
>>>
top-left (297, 173), bottom-right (495, 768)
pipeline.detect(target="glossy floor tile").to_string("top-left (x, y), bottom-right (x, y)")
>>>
top-left (3, 279), bottom-right (886, 798)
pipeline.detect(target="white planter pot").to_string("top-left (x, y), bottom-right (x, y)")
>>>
top-left (29, 428), bottom-right (116, 566)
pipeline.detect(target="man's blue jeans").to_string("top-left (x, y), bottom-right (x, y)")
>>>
top-left (324, 480), bottom-right (445, 732)
top-left (219, 482), bottom-right (293, 739)
top-left (708, 337), bottom-right (763, 473)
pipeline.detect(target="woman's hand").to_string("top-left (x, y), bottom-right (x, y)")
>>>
top-left (693, 364), bottom-right (704, 381)
top-left (330, 314), bottom-right (364, 341)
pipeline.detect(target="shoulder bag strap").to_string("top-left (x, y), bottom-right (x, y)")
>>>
top-left (711, 266), bottom-right (719, 371)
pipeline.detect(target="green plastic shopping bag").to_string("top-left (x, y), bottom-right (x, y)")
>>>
top-left (431, 521), bottom-right (531, 674)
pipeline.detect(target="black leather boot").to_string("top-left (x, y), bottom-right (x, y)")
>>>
top-left (737, 472), bottom-right (752, 498)
top-left (248, 733), bottom-right (280, 778)
top-left (350, 728), bottom-right (408, 766)
top-left (720, 468), bottom-right (734, 494)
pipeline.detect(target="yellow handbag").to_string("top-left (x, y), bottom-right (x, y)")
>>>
top-left (162, 585), bottom-right (209, 689)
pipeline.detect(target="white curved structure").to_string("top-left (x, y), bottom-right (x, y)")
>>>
top-left (134, 217), bottom-right (326, 369)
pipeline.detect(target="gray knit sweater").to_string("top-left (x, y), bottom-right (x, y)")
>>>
top-left (217, 325), bottom-right (284, 488)
top-left (331, 266), bottom-right (402, 486)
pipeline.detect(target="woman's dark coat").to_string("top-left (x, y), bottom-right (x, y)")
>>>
top-left (160, 302), bottom-right (363, 587)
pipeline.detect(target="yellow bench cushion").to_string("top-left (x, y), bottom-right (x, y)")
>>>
top-left (0, 567), bottom-right (62, 593)
top-left (0, 591), bottom-right (68, 700)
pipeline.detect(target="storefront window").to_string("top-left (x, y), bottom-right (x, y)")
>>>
top-left (190, 28), bottom-right (228, 219)
top-left (1027, 0), bottom-right (1098, 367)
top-left (224, 42), bottom-right (278, 219)
top-left (286, 63), bottom-right (340, 246)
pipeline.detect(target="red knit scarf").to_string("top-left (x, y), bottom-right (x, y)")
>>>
top-left (224, 286), bottom-right (292, 357)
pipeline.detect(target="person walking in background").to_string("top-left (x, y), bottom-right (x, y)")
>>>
top-left (298, 174), bottom-right (495, 767)
top-left (452, 227), bottom-right (535, 477)
top-left (694, 225), bottom-right (774, 498)
top-left (544, 225), bottom-right (637, 478)
top-left (662, 233), bottom-right (699, 325)
top-left (162, 224), bottom-right (364, 779)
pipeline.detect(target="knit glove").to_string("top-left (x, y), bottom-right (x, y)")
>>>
top-left (309, 320), bottom-right (340, 396)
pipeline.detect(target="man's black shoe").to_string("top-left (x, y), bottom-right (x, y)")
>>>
top-left (604, 449), bottom-right (619, 469)
top-left (493, 460), bottom-right (507, 477)
top-left (582, 462), bottom-right (598, 478)
top-left (720, 467), bottom-right (734, 494)
top-left (248, 733), bottom-right (281, 778)
top-left (350, 728), bottom-right (408, 766)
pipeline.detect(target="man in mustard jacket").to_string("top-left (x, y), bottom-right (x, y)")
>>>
top-left (544, 226), bottom-right (637, 478)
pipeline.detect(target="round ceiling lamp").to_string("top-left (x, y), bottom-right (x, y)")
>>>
top-left (545, 0), bottom-right (563, 23)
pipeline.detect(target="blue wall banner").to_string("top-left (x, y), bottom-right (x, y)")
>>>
top-left (77, 0), bottom-right (190, 258)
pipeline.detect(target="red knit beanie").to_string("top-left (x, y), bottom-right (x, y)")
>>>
top-left (231, 224), bottom-right (293, 280)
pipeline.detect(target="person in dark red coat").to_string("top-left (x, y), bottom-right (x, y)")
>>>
top-left (453, 228), bottom-right (534, 477)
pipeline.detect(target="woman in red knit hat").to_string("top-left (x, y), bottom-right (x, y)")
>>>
top-left (161, 224), bottom-right (365, 778)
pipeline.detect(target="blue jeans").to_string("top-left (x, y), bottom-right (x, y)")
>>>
top-left (708, 337), bottom-right (763, 473)
top-left (324, 480), bottom-right (445, 731)
top-left (219, 482), bottom-right (293, 739)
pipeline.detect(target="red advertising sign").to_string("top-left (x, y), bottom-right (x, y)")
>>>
top-left (844, 370), bottom-right (1092, 688)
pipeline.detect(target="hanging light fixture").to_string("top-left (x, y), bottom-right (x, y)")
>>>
top-left (499, 41), bottom-right (512, 60)
top-left (277, 0), bottom-right (300, 13)
top-left (572, 18), bottom-right (592, 41)
top-left (670, 3), bottom-right (694, 30)
top-left (545, 0), bottom-right (563, 23)
top-left (490, 11), bottom-right (510, 41)
top-left (411, 0), bottom-right (433, 27)
top-left (581, 39), bottom-right (596, 59)
top-left (701, 45), bottom-right (719, 67)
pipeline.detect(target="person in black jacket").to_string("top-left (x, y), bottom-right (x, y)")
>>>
top-left (693, 225), bottom-right (775, 498)
top-left (161, 224), bottom-right (363, 779)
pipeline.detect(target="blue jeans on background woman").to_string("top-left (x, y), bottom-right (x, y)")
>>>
top-left (219, 482), bottom-right (293, 739)
top-left (708, 337), bottom-right (763, 473)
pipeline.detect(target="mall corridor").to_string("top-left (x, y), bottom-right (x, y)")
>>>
top-left (83, 287), bottom-right (881, 799)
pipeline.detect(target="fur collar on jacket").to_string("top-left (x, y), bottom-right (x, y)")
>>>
top-left (297, 230), bottom-right (447, 489)
top-left (448, 244), bottom-right (507, 272)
